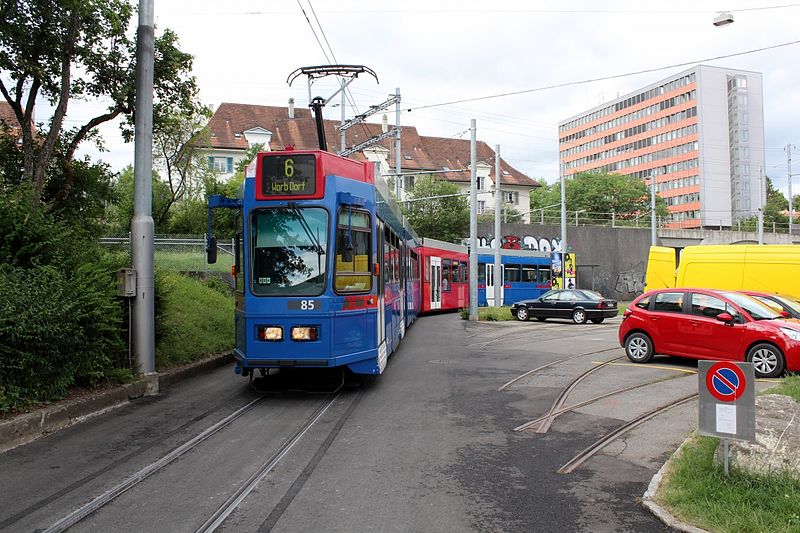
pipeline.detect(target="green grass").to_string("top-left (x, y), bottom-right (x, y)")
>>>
top-left (155, 250), bottom-right (233, 273)
top-left (155, 271), bottom-right (235, 368)
top-left (765, 374), bottom-right (800, 401)
top-left (659, 436), bottom-right (800, 533)
top-left (479, 306), bottom-right (514, 321)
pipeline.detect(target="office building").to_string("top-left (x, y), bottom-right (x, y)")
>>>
top-left (558, 65), bottom-right (765, 228)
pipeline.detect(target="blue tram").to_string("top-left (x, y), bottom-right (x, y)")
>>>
top-left (476, 248), bottom-right (552, 306)
top-left (208, 148), bottom-right (420, 377)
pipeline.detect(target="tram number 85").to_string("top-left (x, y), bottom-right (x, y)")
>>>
top-left (288, 299), bottom-right (318, 310)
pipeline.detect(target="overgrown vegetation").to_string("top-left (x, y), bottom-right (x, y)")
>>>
top-left (154, 271), bottom-right (234, 368)
top-left (659, 435), bottom-right (800, 533)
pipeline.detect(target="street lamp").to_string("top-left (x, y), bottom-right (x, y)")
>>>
top-left (574, 209), bottom-right (587, 226)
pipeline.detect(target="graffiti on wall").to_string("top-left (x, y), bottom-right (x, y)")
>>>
top-left (615, 263), bottom-right (646, 297)
top-left (478, 234), bottom-right (562, 252)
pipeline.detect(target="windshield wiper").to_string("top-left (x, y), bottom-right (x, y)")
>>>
top-left (287, 203), bottom-right (325, 256)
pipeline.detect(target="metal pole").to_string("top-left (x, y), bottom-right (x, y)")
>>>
top-left (758, 167), bottom-right (764, 244)
top-left (723, 438), bottom-right (729, 476)
top-left (394, 88), bottom-right (401, 199)
top-left (493, 145), bottom-right (501, 308)
top-left (651, 175), bottom-right (657, 245)
top-left (340, 80), bottom-right (346, 153)
top-left (469, 120), bottom-right (478, 321)
top-left (560, 168), bottom-right (567, 287)
top-left (788, 144), bottom-right (793, 235)
top-left (132, 0), bottom-right (156, 382)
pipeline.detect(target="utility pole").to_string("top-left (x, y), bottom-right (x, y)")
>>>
top-left (395, 88), bottom-right (401, 198)
top-left (758, 167), bottom-right (764, 244)
top-left (132, 0), bottom-right (156, 386)
top-left (651, 175), bottom-right (657, 245)
top-left (493, 145), bottom-right (501, 308)
top-left (559, 165), bottom-right (567, 288)
top-left (788, 144), bottom-right (794, 235)
top-left (469, 120), bottom-right (478, 321)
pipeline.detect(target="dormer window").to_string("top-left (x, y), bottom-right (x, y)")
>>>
top-left (234, 133), bottom-right (242, 138)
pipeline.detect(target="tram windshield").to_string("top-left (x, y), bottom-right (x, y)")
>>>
top-left (251, 207), bottom-right (328, 296)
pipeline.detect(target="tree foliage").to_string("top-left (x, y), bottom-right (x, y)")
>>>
top-left (529, 171), bottom-right (668, 219)
top-left (0, 0), bottom-right (200, 207)
top-left (402, 175), bottom-right (469, 243)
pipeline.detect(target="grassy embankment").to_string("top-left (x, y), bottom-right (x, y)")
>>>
top-left (658, 375), bottom-right (800, 533)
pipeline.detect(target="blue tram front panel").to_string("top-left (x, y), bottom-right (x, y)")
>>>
top-left (232, 149), bottom-right (390, 376)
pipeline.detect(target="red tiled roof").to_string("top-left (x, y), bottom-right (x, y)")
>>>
top-left (0, 102), bottom-right (22, 132)
top-left (207, 102), bottom-right (538, 188)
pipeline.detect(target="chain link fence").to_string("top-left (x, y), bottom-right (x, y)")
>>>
top-left (101, 234), bottom-right (234, 273)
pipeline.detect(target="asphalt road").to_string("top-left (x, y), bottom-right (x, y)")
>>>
top-left (0, 313), bottom-right (706, 532)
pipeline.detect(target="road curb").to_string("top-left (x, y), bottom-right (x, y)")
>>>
top-left (641, 435), bottom-right (710, 533)
top-left (0, 351), bottom-right (234, 454)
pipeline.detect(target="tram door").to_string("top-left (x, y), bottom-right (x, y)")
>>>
top-left (485, 263), bottom-right (505, 306)
top-left (430, 256), bottom-right (442, 310)
top-left (377, 220), bottom-right (386, 350)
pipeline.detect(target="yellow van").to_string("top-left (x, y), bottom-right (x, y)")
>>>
top-left (644, 245), bottom-right (800, 296)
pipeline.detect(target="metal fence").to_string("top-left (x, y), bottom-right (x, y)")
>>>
top-left (529, 209), bottom-right (800, 234)
top-left (101, 234), bottom-right (234, 273)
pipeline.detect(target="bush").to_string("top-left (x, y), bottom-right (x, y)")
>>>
top-left (0, 263), bottom-right (125, 412)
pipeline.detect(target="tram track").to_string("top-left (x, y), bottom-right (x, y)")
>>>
top-left (557, 394), bottom-right (697, 474)
top-left (498, 347), bottom-right (620, 391)
top-left (42, 396), bottom-right (268, 533)
top-left (195, 391), bottom-right (358, 532)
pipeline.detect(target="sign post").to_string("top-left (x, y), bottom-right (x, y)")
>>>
top-left (698, 361), bottom-right (756, 476)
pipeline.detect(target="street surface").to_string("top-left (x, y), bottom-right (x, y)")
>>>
top-left (0, 313), bottom-right (708, 532)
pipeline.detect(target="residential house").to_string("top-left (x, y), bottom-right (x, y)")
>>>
top-left (205, 101), bottom-right (539, 222)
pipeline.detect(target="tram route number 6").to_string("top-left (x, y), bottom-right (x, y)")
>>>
top-left (288, 299), bottom-right (318, 310)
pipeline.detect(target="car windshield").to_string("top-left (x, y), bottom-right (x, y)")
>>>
top-left (251, 207), bottom-right (328, 296)
top-left (776, 294), bottom-right (800, 314)
top-left (720, 292), bottom-right (782, 320)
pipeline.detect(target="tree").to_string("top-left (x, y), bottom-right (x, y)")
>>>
top-left (528, 171), bottom-right (668, 220)
top-left (402, 175), bottom-right (469, 243)
top-left (0, 0), bottom-right (200, 207)
top-left (104, 165), bottom-right (173, 234)
top-left (478, 207), bottom-right (523, 224)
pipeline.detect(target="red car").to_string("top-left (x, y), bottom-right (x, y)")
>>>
top-left (619, 288), bottom-right (800, 378)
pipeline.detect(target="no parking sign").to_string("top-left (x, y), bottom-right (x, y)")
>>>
top-left (698, 361), bottom-right (755, 442)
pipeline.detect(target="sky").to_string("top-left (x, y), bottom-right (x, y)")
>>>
top-left (70, 0), bottom-right (800, 196)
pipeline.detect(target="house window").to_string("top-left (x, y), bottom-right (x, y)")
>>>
top-left (477, 176), bottom-right (485, 190)
top-left (209, 156), bottom-right (234, 173)
top-left (503, 191), bottom-right (518, 204)
top-left (477, 201), bottom-right (486, 214)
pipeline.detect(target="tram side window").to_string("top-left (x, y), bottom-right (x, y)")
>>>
top-left (522, 266), bottom-right (537, 283)
top-left (538, 267), bottom-right (551, 285)
top-left (478, 263), bottom-right (486, 284)
top-left (504, 264), bottom-right (521, 283)
top-left (442, 259), bottom-right (452, 291)
top-left (461, 262), bottom-right (468, 283)
top-left (335, 209), bottom-right (372, 293)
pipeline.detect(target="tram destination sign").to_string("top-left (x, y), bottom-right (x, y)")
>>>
top-left (261, 154), bottom-right (316, 197)
top-left (698, 360), bottom-right (755, 442)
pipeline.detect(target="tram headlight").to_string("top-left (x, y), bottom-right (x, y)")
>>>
top-left (291, 326), bottom-right (319, 341)
top-left (258, 326), bottom-right (283, 341)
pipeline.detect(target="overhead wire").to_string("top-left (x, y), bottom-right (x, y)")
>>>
top-left (405, 40), bottom-right (800, 112)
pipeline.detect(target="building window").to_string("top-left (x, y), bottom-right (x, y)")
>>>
top-left (503, 191), bottom-right (518, 204)
top-left (477, 201), bottom-right (485, 214)
top-left (208, 156), bottom-right (234, 173)
top-left (477, 176), bottom-right (485, 190)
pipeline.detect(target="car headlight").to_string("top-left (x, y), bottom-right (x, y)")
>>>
top-left (780, 327), bottom-right (800, 341)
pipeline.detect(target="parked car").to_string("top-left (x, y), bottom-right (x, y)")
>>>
top-left (511, 289), bottom-right (618, 324)
top-left (740, 290), bottom-right (800, 319)
top-left (619, 288), bottom-right (800, 378)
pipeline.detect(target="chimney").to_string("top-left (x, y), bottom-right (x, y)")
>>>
top-left (381, 114), bottom-right (388, 133)
top-left (288, 98), bottom-right (295, 119)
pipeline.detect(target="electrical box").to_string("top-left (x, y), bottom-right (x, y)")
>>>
top-left (116, 268), bottom-right (136, 297)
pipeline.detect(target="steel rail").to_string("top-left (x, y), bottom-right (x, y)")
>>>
top-left (557, 394), bottom-right (697, 474)
top-left (195, 393), bottom-right (342, 532)
top-left (42, 397), bottom-right (265, 533)
top-left (534, 356), bottom-right (626, 434)
top-left (498, 347), bottom-right (619, 391)
top-left (513, 372), bottom-right (689, 431)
